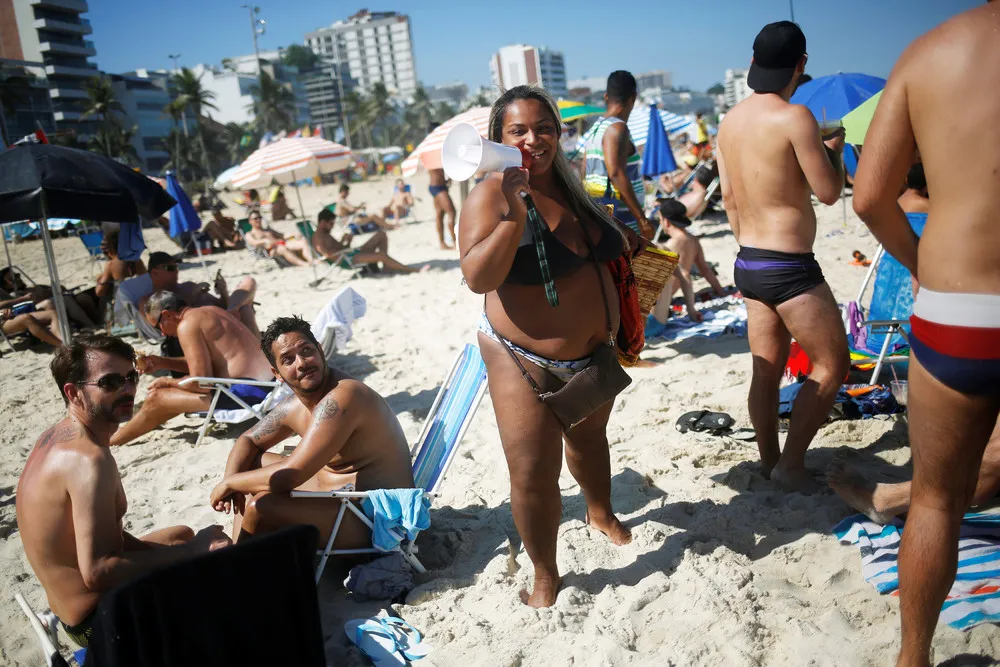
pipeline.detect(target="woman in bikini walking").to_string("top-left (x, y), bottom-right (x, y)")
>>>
top-left (459, 86), bottom-right (637, 608)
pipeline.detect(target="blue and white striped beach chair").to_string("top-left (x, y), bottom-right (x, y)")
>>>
top-left (291, 343), bottom-right (488, 581)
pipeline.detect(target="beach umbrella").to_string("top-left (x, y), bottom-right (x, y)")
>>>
top-left (790, 73), bottom-right (885, 122)
top-left (573, 106), bottom-right (692, 157)
top-left (400, 107), bottom-right (491, 177)
top-left (560, 104), bottom-right (605, 123)
top-left (0, 144), bottom-right (176, 343)
top-left (231, 136), bottom-right (352, 223)
top-left (641, 104), bottom-right (678, 178)
top-left (842, 91), bottom-right (883, 145)
top-left (165, 172), bottom-right (202, 239)
top-left (213, 165), bottom-right (240, 190)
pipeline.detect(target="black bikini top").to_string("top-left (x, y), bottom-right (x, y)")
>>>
top-left (505, 199), bottom-right (625, 289)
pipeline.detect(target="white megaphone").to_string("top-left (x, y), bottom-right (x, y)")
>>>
top-left (441, 122), bottom-right (524, 181)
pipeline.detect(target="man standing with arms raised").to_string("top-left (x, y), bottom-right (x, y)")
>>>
top-left (716, 22), bottom-right (848, 493)
top-left (853, 4), bottom-right (1000, 665)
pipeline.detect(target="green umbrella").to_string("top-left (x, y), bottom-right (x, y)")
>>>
top-left (560, 104), bottom-right (605, 122)
top-left (842, 90), bottom-right (882, 145)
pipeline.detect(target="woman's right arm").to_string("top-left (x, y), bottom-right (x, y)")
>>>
top-left (459, 170), bottom-right (530, 294)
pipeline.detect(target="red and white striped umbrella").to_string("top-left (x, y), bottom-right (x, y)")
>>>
top-left (401, 107), bottom-right (491, 177)
top-left (231, 136), bottom-right (352, 189)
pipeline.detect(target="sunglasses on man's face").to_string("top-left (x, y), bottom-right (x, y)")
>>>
top-left (78, 370), bottom-right (139, 392)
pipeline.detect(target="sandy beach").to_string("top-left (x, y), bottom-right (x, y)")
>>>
top-left (1, 172), bottom-right (997, 666)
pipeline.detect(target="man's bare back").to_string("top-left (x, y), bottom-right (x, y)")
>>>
top-left (177, 306), bottom-right (271, 381)
top-left (718, 95), bottom-right (843, 253)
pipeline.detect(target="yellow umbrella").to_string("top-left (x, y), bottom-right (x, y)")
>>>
top-left (843, 91), bottom-right (882, 145)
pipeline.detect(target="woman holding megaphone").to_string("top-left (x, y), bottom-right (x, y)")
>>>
top-left (459, 86), bottom-right (641, 608)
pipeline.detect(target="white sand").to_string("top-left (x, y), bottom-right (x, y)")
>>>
top-left (2, 174), bottom-right (998, 666)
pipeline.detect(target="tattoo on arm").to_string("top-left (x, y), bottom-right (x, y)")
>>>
top-left (247, 400), bottom-right (290, 447)
top-left (314, 395), bottom-right (341, 421)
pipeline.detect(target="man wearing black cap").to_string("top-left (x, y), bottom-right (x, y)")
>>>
top-left (853, 3), bottom-right (1000, 665)
top-left (716, 21), bottom-right (848, 494)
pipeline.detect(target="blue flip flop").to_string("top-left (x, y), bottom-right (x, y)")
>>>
top-left (344, 618), bottom-right (404, 666)
top-left (380, 616), bottom-right (432, 661)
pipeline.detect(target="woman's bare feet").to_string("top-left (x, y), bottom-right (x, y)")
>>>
top-left (827, 457), bottom-right (898, 524)
top-left (585, 510), bottom-right (633, 545)
top-left (520, 572), bottom-right (560, 608)
top-left (770, 462), bottom-right (822, 495)
top-left (440, 242), bottom-right (455, 250)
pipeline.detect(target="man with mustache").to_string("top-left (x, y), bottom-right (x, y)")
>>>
top-left (16, 335), bottom-right (230, 648)
top-left (109, 292), bottom-right (273, 446)
top-left (210, 316), bottom-right (414, 546)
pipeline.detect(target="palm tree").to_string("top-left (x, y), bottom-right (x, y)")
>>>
top-left (172, 67), bottom-right (218, 183)
top-left (433, 101), bottom-right (457, 124)
top-left (463, 91), bottom-right (491, 111)
top-left (81, 76), bottom-right (125, 157)
top-left (407, 86), bottom-right (434, 133)
top-left (248, 71), bottom-right (296, 134)
top-left (364, 82), bottom-right (395, 147)
top-left (88, 121), bottom-right (140, 165)
top-left (162, 97), bottom-right (190, 179)
top-left (341, 90), bottom-right (369, 148)
top-left (221, 122), bottom-right (255, 165)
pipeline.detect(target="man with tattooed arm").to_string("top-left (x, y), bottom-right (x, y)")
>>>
top-left (210, 317), bottom-right (414, 546)
top-left (16, 335), bottom-right (230, 649)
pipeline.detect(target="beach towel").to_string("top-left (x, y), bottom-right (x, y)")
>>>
top-left (344, 552), bottom-right (414, 602)
top-left (645, 305), bottom-right (748, 342)
top-left (779, 382), bottom-right (901, 418)
top-left (361, 489), bottom-right (431, 553)
top-left (311, 286), bottom-right (366, 359)
top-left (117, 223), bottom-right (146, 262)
top-left (834, 511), bottom-right (1000, 630)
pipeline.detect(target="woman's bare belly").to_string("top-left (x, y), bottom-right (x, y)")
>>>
top-left (487, 263), bottom-right (620, 360)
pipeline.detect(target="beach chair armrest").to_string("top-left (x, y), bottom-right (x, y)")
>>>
top-left (290, 490), bottom-right (435, 500)
top-left (179, 377), bottom-right (279, 390)
top-left (860, 319), bottom-right (905, 329)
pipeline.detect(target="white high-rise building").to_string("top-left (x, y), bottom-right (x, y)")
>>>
top-left (489, 45), bottom-right (567, 98)
top-left (636, 70), bottom-right (672, 92)
top-left (723, 68), bottom-right (752, 109)
top-left (305, 9), bottom-right (417, 97)
top-left (0, 0), bottom-right (98, 137)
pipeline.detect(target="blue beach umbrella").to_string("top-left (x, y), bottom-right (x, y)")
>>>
top-left (790, 72), bottom-right (886, 122)
top-left (641, 104), bottom-right (678, 178)
top-left (165, 171), bottom-right (201, 239)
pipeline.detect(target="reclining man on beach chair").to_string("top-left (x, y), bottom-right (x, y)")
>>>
top-left (16, 334), bottom-right (230, 649)
top-left (210, 316), bottom-right (415, 548)
top-left (312, 208), bottom-right (429, 275)
top-left (243, 210), bottom-right (312, 267)
top-left (142, 251), bottom-right (260, 337)
top-left (109, 292), bottom-right (274, 446)
top-left (336, 183), bottom-right (397, 231)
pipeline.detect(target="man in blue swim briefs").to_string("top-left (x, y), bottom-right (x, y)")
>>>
top-left (716, 21), bottom-right (849, 494)
top-left (428, 166), bottom-right (456, 250)
top-left (853, 3), bottom-right (1000, 664)
top-left (109, 291), bottom-right (274, 446)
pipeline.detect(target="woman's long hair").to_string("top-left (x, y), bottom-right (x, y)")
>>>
top-left (488, 86), bottom-right (625, 244)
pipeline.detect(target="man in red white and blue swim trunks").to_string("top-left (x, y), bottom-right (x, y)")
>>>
top-left (853, 3), bottom-right (1000, 664)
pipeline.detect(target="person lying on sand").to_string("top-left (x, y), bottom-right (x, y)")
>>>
top-left (312, 208), bottom-right (429, 274)
top-left (210, 316), bottom-right (414, 545)
top-left (650, 198), bottom-right (727, 324)
top-left (244, 210), bottom-right (312, 268)
top-left (385, 179), bottom-right (414, 220)
top-left (1, 306), bottom-right (62, 347)
top-left (337, 184), bottom-right (396, 231)
top-left (141, 251), bottom-right (260, 336)
top-left (109, 292), bottom-right (273, 446)
top-left (16, 335), bottom-right (230, 648)
top-left (828, 417), bottom-right (1000, 524)
top-left (716, 21), bottom-right (848, 494)
top-left (1, 267), bottom-right (100, 330)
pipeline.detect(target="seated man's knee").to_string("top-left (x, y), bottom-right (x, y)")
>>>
top-left (245, 491), bottom-right (275, 519)
top-left (173, 526), bottom-right (195, 543)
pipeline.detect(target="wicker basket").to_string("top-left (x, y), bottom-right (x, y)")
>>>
top-left (632, 247), bottom-right (680, 315)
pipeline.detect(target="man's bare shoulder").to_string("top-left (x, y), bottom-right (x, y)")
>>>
top-left (27, 421), bottom-right (112, 476)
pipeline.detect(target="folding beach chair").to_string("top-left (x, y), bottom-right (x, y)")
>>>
top-left (14, 592), bottom-right (84, 667)
top-left (237, 218), bottom-right (293, 268)
top-left (113, 274), bottom-right (163, 342)
top-left (847, 212), bottom-right (927, 384)
top-left (179, 377), bottom-right (284, 447)
top-left (295, 220), bottom-right (360, 288)
top-left (291, 343), bottom-right (489, 581)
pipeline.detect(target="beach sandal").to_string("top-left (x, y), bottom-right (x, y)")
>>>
top-left (381, 617), bottom-right (432, 661)
top-left (850, 250), bottom-right (872, 267)
top-left (676, 410), bottom-right (707, 433)
top-left (344, 618), bottom-right (404, 666)
top-left (676, 410), bottom-right (735, 435)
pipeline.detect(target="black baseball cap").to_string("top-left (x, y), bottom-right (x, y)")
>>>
top-left (657, 199), bottom-right (692, 228)
top-left (748, 21), bottom-right (806, 93)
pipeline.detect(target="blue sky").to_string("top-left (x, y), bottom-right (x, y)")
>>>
top-left (89, 0), bottom-right (979, 91)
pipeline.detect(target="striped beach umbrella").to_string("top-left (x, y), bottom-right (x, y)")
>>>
top-left (231, 136), bottom-right (352, 190)
top-left (401, 107), bottom-right (490, 177)
top-left (573, 105), bottom-right (692, 158)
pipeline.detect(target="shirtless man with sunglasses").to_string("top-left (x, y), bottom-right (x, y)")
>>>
top-left (16, 335), bottom-right (230, 649)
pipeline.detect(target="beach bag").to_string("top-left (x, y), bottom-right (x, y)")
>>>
top-left (606, 254), bottom-right (644, 366)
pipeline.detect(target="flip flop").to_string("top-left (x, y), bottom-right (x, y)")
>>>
top-left (381, 616), bottom-right (432, 661)
top-left (344, 618), bottom-right (404, 666)
top-left (676, 410), bottom-right (707, 433)
top-left (695, 411), bottom-right (734, 434)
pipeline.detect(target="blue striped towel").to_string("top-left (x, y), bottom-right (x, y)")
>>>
top-left (833, 511), bottom-right (1000, 630)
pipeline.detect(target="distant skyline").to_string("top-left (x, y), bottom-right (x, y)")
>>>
top-left (89, 1), bottom-right (979, 92)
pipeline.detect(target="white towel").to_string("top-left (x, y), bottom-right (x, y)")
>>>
top-left (311, 286), bottom-right (366, 361)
